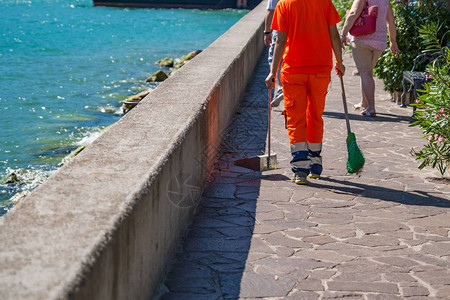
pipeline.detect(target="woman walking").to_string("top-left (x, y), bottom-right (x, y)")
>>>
top-left (341, 0), bottom-right (400, 116)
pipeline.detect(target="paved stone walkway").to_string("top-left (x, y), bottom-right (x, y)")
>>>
top-left (155, 49), bottom-right (450, 299)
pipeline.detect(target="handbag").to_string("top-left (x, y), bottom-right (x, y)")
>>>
top-left (349, 0), bottom-right (378, 37)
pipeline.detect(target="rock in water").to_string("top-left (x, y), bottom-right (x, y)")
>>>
top-left (171, 50), bottom-right (203, 74)
top-left (156, 57), bottom-right (174, 67)
top-left (181, 50), bottom-right (202, 61)
top-left (146, 70), bottom-right (168, 82)
top-left (58, 145), bottom-right (86, 166)
top-left (3, 172), bottom-right (19, 184)
top-left (122, 90), bottom-right (152, 114)
top-left (124, 90), bottom-right (151, 102)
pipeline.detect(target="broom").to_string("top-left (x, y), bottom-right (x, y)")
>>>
top-left (339, 74), bottom-right (365, 173)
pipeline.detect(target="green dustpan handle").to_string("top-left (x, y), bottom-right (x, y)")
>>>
top-left (339, 75), bottom-right (352, 133)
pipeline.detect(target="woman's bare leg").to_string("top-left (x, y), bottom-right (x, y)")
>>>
top-left (360, 70), bottom-right (375, 113)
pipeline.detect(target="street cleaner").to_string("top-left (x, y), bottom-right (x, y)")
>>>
top-left (265, 0), bottom-right (345, 185)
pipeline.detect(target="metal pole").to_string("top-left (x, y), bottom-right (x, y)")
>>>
top-left (268, 89), bottom-right (272, 167)
top-left (339, 75), bottom-right (352, 133)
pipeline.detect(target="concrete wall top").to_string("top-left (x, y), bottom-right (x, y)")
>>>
top-left (0, 2), bottom-right (266, 299)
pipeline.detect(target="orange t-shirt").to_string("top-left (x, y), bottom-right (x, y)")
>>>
top-left (272, 0), bottom-right (341, 74)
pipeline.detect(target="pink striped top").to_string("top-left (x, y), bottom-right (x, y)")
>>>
top-left (352, 0), bottom-right (390, 51)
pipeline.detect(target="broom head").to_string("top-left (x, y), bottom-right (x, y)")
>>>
top-left (346, 131), bottom-right (365, 173)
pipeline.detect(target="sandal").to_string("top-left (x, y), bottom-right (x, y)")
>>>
top-left (353, 103), bottom-right (364, 110)
top-left (361, 110), bottom-right (376, 117)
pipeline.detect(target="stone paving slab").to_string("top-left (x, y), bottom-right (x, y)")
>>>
top-left (155, 49), bottom-right (450, 299)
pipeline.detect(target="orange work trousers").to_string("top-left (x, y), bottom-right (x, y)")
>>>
top-left (281, 73), bottom-right (330, 144)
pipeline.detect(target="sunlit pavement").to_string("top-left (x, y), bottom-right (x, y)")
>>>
top-left (155, 49), bottom-right (450, 299)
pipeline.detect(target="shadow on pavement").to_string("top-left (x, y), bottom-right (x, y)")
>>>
top-left (323, 111), bottom-right (415, 123)
top-left (317, 177), bottom-right (450, 208)
top-left (263, 174), bottom-right (291, 181)
top-left (155, 50), bottom-right (273, 299)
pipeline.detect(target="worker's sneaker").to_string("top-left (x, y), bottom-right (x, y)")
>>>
top-left (308, 173), bottom-right (320, 179)
top-left (292, 173), bottom-right (307, 185)
top-left (271, 89), bottom-right (284, 107)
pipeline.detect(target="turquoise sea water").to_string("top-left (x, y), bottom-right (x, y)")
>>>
top-left (0, 0), bottom-right (246, 215)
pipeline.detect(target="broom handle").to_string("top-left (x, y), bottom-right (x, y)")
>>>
top-left (339, 75), bottom-right (352, 133)
top-left (268, 89), bottom-right (272, 164)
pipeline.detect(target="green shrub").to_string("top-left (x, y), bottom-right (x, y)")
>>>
top-left (374, 0), bottom-right (450, 94)
top-left (411, 23), bottom-right (450, 176)
top-left (332, 0), bottom-right (353, 20)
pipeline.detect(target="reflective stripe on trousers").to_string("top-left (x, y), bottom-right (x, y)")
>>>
top-left (290, 142), bottom-right (323, 176)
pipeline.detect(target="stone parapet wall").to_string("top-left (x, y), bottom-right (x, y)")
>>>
top-left (0, 1), bottom-right (266, 299)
